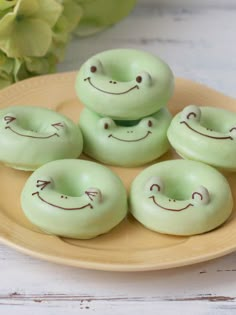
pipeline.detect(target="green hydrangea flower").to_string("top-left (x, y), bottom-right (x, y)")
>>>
top-left (74, 0), bottom-right (136, 36)
top-left (0, 0), bottom-right (62, 57)
top-left (0, 0), bottom-right (82, 88)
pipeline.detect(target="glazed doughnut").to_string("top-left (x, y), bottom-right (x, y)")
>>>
top-left (79, 107), bottom-right (172, 167)
top-left (130, 160), bottom-right (233, 236)
top-left (76, 49), bottom-right (174, 120)
top-left (0, 106), bottom-right (83, 170)
top-left (21, 159), bottom-right (128, 239)
top-left (168, 105), bottom-right (236, 170)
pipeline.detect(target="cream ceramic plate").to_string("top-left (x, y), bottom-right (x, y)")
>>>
top-left (0, 72), bottom-right (236, 272)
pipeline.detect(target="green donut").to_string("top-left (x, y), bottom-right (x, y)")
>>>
top-left (168, 105), bottom-right (236, 170)
top-left (76, 0), bottom-right (137, 36)
top-left (76, 49), bottom-right (174, 120)
top-left (130, 160), bottom-right (233, 236)
top-left (21, 159), bottom-right (128, 239)
top-left (79, 107), bottom-right (172, 167)
top-left (0, 106), bottom-right (83, 170)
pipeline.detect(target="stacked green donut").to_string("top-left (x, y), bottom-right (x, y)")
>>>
top-left (76, 49), bottom-right (175, 167)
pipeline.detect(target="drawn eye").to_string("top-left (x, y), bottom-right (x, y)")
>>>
top-left (181, 105), bottom-right (201, 122)
top-left (36, 177), bottom-right (54, 191)
top-left (136, 76), bottom-right (142, 83)
top-left (51, 122), bottom-right (65, 130)
top-left (85, 187), bottom-right (103, 203)
top-left (148, 120), bottom-right (153, 127)
top-left (229, 126), bottom-right (236, 139)
top-left (136, 71), bottom-right (152, 87)
top-left (145, 176), bottom-right (164, 194)
top-left (87, 58), bottom-right (104, 75)
top-left (90, 66), bottom-right (97, 73)
top-left (3, 114), bottom-right (16, 124)
top-left (150, 184), bottom-right (161, 192)
top-left (229, 126), bottom-right (236, 134)
top-left (98, 117), bottom-right (115, 130)
top-left (192, 185), bottom-right (210, 205)
top-left (140, 117), bottom-right (156, 128)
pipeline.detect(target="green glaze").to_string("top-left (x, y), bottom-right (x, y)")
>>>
top-left (168, 105), bottom-right (236, 170)
top-left (76, 49), bottom-right (174, 120)
top-left (79, 107), bottom-right (172, 167)
top-left (0, 106), bottom-right (83, 170)
top-left (21, 159), bottom-right (128, 239)
top-left (130, 160), bottom-right (233, 236)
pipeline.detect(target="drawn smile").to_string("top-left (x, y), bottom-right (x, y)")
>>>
top-left (180, 121), bottom-right (233, 140)
top-left (108, 131), bottom-right (152, 142)
top-left (149, 196), bottom-right (193, 212)
top-left (5, 126), bottom-right (59, 139)
top-left (84, 77), bottom-right (139, 95)
top-left (32, 191), bottom-right (93, 210)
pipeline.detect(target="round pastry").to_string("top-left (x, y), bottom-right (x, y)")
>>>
top-left (79, 107), bottom-right (172, 167)
top-left (76, 49), bottom-right (174, 120)
top-left (168, 105), bottom-right (236, 170)
top-left (76, 0), bottom-right (136, 36)
top-left (21, 159), bottom-right (128, 239)
top-left (0, 106), bottom-right (83, 170)
top-left (130, 160), bottom-right (233, 236)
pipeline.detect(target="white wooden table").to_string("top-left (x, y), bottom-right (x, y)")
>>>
top-left (1, 1), bottom-right (236, 314)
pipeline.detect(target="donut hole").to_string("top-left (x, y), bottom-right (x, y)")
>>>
top-left (54, 176), bottom-right (86, 198)
top-left (17, 118), bottom-right (46, 133)
top-left (161, 176), bottom-right (198, 201)
top-left (106, 63), bottom-right (143, 82)
top-left (200, 116), bottom-right (228, 133)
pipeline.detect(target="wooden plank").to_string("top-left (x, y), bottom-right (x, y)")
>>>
top-left (1, 244), bottom-right (236, 298)
top-left (0, 300), bottom-right (235, 315)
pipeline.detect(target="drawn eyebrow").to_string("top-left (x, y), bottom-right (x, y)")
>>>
top-left (36, 180), bottom-right (52, 190)
top-left (187, 112), bottom-right (197, 119)
top-left (192, 192), bottom-right (203, 200)
top-left (150, 184), bottom-right (161, 192)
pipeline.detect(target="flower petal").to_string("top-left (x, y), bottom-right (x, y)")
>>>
top-left (36, 0), bottom-right (63, 27)
top-left (15, 0), bottom-right (39, 17)
top-left (0, 0), bottom-right (17, 11)
top-left (0, 18), bottom-right (52, 57)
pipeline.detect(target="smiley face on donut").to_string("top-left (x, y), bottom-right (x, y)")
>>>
top-left (0, 106), bottom-right (83, 170)
top-left (130, 160), bottom-right (233, 236)
top-left (31, 177), bottom-right (102, 211)
top-left (79, 107), bottom-right (172, 167)
top-left (145, 176), bottom-right (210, 212)
top-left (3, 114), bottom-right (66, 139)
top-left (168, 105), bottom-right (236, 170)
top-left (21, 159), bottom-right (128, 239)
top-left (179, 105), bottom-right (236, 141)
top-left (76, 49), bottom-right (174, 120)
